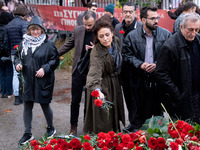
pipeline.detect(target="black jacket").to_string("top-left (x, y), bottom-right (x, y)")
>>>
top-left (14, 38), bottom-right (60, 103)
top-left (4, 16), bottom-right (28, 55)
top-left (155, 31), bottom-right (200, 119)
top-left (122, 25), bottom-right (171, 70)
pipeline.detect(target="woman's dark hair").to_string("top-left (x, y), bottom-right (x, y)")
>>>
top-left (93, 17), bottom-right (114, 44)
top-left (182, 1), bottom-right (196, 12)
top-left (140, 6), bottom-right (157, 20)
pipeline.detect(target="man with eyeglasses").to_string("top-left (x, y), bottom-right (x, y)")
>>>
top-left (76, 1), bottom-right (97, 26)
top-left (122, 6), bottom-right (171, 132)
top-left (156, 13), bottom-right (200, 123)
top-left (114, 2), bottom-right (142, 132)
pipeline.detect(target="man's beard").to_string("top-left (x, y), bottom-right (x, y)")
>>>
top-left (146, 21), bottom-right (158, 31)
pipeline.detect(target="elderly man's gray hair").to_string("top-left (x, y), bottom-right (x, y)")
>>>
top-left (180, 13), bottom-right (200, 28)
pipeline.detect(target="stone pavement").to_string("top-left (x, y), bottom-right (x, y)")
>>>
top-left (0, 70), bottom-right (128, 150)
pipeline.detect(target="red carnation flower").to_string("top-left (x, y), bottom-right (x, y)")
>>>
top-left (83, 142), bottom-right (93, 150)
top-left (34, 145), bottom-right (39, 150)
top-left (84, 134), bottom-right (91, 140)
top-left (102, 146), bottom-right (108, 150)
top-left (129, 132), bottom-right (139, 141)
top-left (121, 134), bottom-right (131, 144)
top-left (148, 137), bottom-right (157, 149)
top-left (91, 90), bottom-right (100, 97)
top-left (50, 139), bottom-right (57, 145)
top-left (94, 99), bottom-right (103, 107)
top-left (170, 142), bottom-right (179, 150)
top-left (135, 146), bottom-right (143, 150)
top-left (14, 45), bottom-right (19, 49)
top-left (119, 30), bottom-right (125, 34)
top-left (175, 138), bottom-right (183, 146)
top-left (170, 130), bottom-right (179, 138)
top-left (108, 131), bottom-right (115, 137)
top-left (57, 139), bottom-right (65, 146)
top-left (70, 138), bottom-right (82, 149)
top-left (44, 144), bottom-right (53, 150)
top-left (157, 137), bottom-right (166, 148)
top-left (176, 120), bottom-right (185, 129)
top-left (191, 136), bottom-right (199, 142)
top-left (139, 135), bottom-right (146, 143)
top-left (30, 140), bottom-right (39, 147)
top-left (127, 142), bottom-right (134, 149)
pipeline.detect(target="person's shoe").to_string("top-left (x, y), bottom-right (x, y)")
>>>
top-left (46, 126), bottom-right (56, 139)
top-left (123, 124), bottom-right (136, 132)
top-left (69, 125), bottom-right (77, 136)
top-left (14, 96), bottom-right (23, 105)
top-left (1, 94), bottom-right (7, 98)
top-left (18, 133), bottom-right (34, 145)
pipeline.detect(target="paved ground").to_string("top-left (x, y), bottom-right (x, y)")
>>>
top-left (0, 69), bottom-right (128, 150)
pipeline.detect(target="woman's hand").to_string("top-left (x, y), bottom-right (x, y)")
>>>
top-left (98, 91), bottom-right (105, 99)
top-left (16, 64), bottom-right (22, 71)
top-left (35, 68), bottom-right (45, 78)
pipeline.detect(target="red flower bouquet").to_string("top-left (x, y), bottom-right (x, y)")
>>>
top-left (91, 90), bottom-right (113, 119)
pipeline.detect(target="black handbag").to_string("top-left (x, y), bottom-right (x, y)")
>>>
top-left (77, 49), bottom-right (92, 75)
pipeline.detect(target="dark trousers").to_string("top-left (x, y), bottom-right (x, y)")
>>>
top-left (0, 59), bottom-right (13, 96)
top-left (70, 69), bottom-right (86, 126)
top-left (192, 93), bottom-right (200, 123)
top-left (24, 101), bottom-right (53, 133)
top-left (131, 75), bottom-right (161, 129)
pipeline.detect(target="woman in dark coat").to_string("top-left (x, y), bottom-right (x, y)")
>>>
top-left (15, 16), bottom-right (59, 145)
top-left (83, 18), bottom-right (125, 134)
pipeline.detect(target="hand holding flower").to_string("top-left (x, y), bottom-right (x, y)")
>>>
top-left (91, 90), bottom-right (113, 119)
top-left (98, 91), bottom-right (105, 99)
top-left (16, 64), bottom-right (23, 71)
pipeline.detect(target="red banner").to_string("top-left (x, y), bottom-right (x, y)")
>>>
top-left (33, 5), bottom-right (175, 32)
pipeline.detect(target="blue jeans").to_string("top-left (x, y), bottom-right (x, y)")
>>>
top-left (11, 55), bottom-right (19, 96)
top-left (0, 59), bottom-right (13, 96)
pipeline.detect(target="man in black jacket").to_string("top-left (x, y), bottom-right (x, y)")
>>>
top-left (122, 6), bottom-right (171, 131)
top-left (156, 13), bottom-right (200, 123)
top-left (4, 4), bottom-right (28, 105)
top-left (114, 2), bottom-right (142, 132)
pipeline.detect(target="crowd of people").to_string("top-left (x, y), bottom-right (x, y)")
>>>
top-left (0, 0), bottom-right (200, 147)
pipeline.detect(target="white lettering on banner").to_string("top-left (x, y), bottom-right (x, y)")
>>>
top-left (61, 19), bottom-right (77, 26)
top-left (54, 11), bottom-right (64, 17)
top-left (63, 10), bottom-right (68, 18)
top-left (61, 10), bottom-right (84, 19)
top-left (160, 14), bottom-right (164, 18)
top-left (68, 10), bottom-right (73, 18)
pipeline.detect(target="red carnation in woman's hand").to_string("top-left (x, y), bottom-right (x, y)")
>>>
top-left (91, 90), bottom-right (100, 97)
top-left (94, 99), bottom-right (103, 107)
top-left (119, 30), bottom-right (125, 34)
top-left (14, 45), bottom-right (19, 49)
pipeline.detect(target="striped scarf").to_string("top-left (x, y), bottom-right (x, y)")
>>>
top-left (22, 33), bottom-right (46, 56)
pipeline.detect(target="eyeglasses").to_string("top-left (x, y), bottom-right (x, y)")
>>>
top-left (123, 10), bottom-right (134, 14)
top-left (146, 16), bottom-right (160, 21)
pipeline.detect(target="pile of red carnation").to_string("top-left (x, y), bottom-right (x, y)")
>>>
top-left (23, 120), bottom-right (200, 150)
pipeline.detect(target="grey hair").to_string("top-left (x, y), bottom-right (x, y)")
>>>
top-left (180, 13), bottom-right (200, 28)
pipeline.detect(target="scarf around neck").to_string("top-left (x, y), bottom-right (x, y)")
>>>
top-left (22, 33), bottom-right (46, 56)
